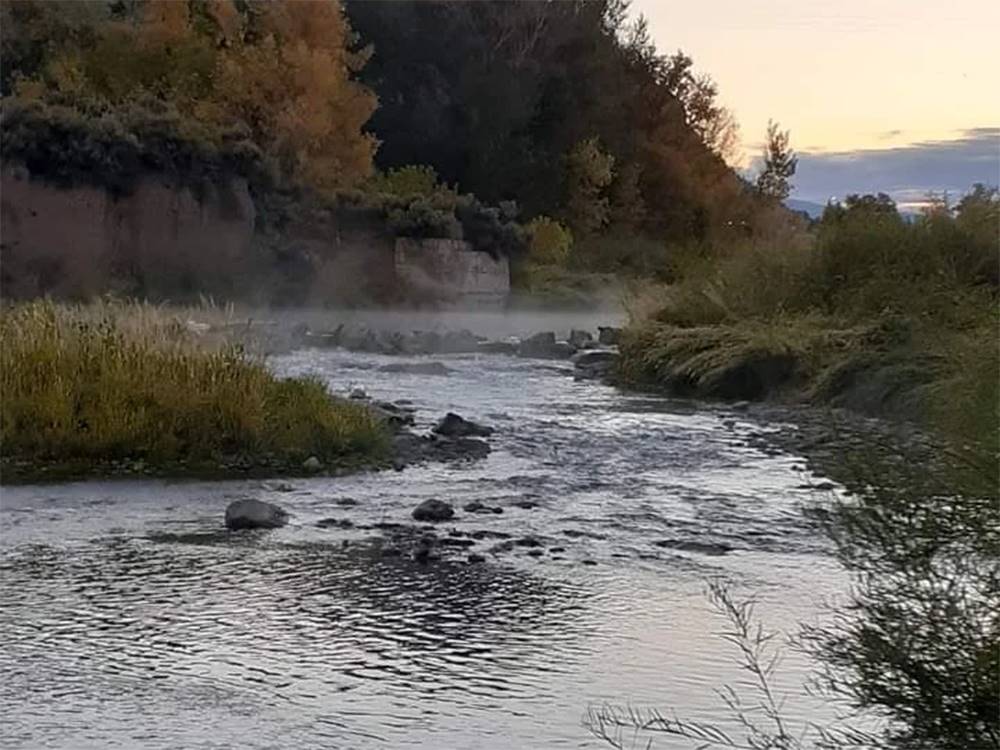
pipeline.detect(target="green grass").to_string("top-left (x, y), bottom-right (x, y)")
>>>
top-left (0, 300), bottom-right (388, 480)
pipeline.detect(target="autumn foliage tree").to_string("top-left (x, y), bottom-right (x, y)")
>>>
top-left (4, 0), bottom-right (377, 193)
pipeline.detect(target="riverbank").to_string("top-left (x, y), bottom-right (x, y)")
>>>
top-left (613, 193), bottom-right (999, 455)
top-left (0, 301), bottom-right (390, 483)
top-left (616, 315), bottom-right (990, 421)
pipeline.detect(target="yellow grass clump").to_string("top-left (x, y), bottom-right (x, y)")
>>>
top-left (0, 300), bottom-right (387, 477)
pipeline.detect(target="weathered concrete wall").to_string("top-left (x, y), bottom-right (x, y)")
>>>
top-left (1, 166), bottom-right (255, 299)
top-left (395, 238), bottom-right (510, 308)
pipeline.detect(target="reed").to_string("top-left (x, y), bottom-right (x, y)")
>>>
top-left (0, 300), bottom-right (387, 478)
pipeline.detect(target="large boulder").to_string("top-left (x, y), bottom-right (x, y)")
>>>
top-left (433, 412), bottom-right (494, 438)
top-left (550, 341), bottom-right (576, 359)
top-left (412, 499), bottom-right (455, 522)
top-left (598, 326), bottom-right (622, 345)
top-left (517, 332), bottom-right (573, 359)
top-left (406, 330), bottom-right (442, 354)
top-left (439, 329), bottom-right (482, 354)
top-left (517, 331), bottom-right (555, 357)
top-left (338, 324), bottom-right (377, 352)
top-left (568, 329), bottom-right (595, 348)
top-left (224, 499), bottom-right (288, 530)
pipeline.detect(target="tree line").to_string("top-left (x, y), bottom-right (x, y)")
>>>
top-left (1, 0), bottom-right (792, 263)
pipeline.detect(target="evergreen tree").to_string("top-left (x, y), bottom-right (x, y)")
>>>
top-left (756, 120), bottom-right (797, 201)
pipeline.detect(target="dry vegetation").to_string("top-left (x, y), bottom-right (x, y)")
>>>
top-left (0, 300), bottom-right (387, 480)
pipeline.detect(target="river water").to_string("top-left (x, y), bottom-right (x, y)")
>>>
top-left (0, 323), bottom-right (851, 749)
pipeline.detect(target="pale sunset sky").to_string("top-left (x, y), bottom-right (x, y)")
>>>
top-left (634, 0), bottom-right (1000, 206)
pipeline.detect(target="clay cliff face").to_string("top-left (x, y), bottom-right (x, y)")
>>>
top-left (1, 166), bottom-right (255, 299)
top-left (1, 166), bottom-right (511, 307)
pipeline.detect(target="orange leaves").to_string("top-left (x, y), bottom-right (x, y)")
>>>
top-left (212, 1), bottom-right (377, 191)
top-left (15, 0), bottom-right (376, 193)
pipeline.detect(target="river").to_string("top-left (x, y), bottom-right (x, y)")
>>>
top-left (0, 316), bottom-right (850, 749)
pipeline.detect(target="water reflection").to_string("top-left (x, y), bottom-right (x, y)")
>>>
top-left (0, 348), bottom-right (845, 748)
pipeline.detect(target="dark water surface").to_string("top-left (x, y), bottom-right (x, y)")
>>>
top-left (1, 346), bottom-right (848, 749)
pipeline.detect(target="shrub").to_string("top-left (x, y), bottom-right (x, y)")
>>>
top-left (367, 165), bottom-right (452, 200)
top-left (0, 97), bottom-right (269, 194)
top-left (526, 216), bottom-right (573, 266)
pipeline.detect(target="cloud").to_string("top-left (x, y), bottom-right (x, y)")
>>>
top-left (789, 128), bottom-right (999, 205)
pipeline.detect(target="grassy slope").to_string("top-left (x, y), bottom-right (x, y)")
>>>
top-left (615, 203), bottom-right (999, 451)
top-left (0, 301), bottom-right (388, 481)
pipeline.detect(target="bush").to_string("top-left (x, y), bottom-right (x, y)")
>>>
top-left (367, 165), bottom-right (452, 200)
top-left (526, 216), bottom-right (573, 266)
top-left (0, 300), bottom-right (388, 476)
top-left (343, 186), bottom-right (528, 258)
top-left (0, 97), bottom-right (269, 194)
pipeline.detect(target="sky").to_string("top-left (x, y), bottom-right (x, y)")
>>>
top-left (633, 0), bottom-right (1000, 206)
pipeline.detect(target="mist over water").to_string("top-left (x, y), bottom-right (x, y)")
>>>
top-left (0, 325), bottom-right (848, 749)
top-left (263, 307), bottom-right (628, 341)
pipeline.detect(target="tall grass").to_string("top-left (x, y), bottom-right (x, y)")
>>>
top-left (0, 300), bottom-right (387, 477)
top-left (620, 190), bottom-right (1000, 445)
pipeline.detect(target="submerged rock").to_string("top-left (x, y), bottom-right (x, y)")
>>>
top-left (433, 412), bottom-right (494, 438)
top-left (224, 499), bottom-right (288, 530)
top-left (391, 432), bottom-right (491, 466)
top-left (654, 539), bottom-right (733, 556)
top-left (316, 517), bottom-right (353, 529)
top-left (463, 501), bottom-right (503, 514)
top-left (573, 349), bottom-right (620, 380)
top-left (378, 361), bottom-right (452, 376)
top-left (413, 533), bottom-right (439, 562)
top-left (412, 499), bottom-right (455, 522)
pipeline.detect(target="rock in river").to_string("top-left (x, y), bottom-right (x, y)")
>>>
top-left (464, 500), bottom-right (503, 514)
top-left (433, 412), bottom-right (494, 438)
top-left (598, 326), bottom-right (622, 345)
top-left (517, 332), bottom-right (555, 358)
top-left (412, 499), bottom-right (455, 522)
top-left (225, 499), bottom-right (289, 530)
top-left (573, 349), bottom-right (620, 380)
top-left (518, 332), bottom-right (574, 359)
top-left (379, 361), bottom-right (452, 376)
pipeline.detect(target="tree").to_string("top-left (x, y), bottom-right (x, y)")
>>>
top-left (6, 0), bottom-right (377, 193)
top-left (661, 50), bottom-right (739, 162)
top-left (563, 137), bottom-right (615, 237)
top-left (346, 0), bottom-right (756, 242)
top-left (211, 0), bottom-right (377, 191)
top-left (756, 120), bottom-right (797, 202)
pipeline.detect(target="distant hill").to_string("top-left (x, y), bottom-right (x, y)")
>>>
top-left (786, 198), bottom-right (826, 218)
